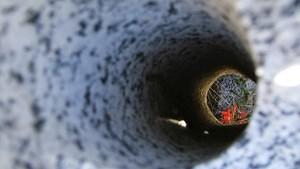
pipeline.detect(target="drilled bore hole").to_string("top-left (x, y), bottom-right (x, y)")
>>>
top-left (127, 2), bottom-right (259, 168)
top-left (143, 42), bottom-right (257, 166)
top-left (142, 27), bottom-right (257, 166)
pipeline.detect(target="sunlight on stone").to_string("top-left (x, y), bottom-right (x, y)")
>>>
top-left (166, 119), bottom-right (187, 128)
top-left (274, 64), bottom-right (300, 87)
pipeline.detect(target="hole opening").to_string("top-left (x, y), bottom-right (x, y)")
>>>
top-left (207, 72), bottom-right (256, 126)
top-left (120, 1), bottom-right (258, 168)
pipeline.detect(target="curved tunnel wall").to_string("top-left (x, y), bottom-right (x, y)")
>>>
top-left (0, 0), bottom-right (300, 169)
top-left (0, 0), bottom-right (254, 168)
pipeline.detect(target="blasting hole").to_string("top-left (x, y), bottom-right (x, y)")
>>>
top-left (140, 2), bottom-right (258, 166)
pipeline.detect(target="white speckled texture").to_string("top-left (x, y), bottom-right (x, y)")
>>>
top-left (0, 0), bottom-right (299, 169)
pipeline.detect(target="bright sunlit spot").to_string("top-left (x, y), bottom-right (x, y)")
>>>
top-left (166, 119), bottom-right (187, 128)
top-left (274, 64), bottom-right (300, 87)
top-left (203, 130), bottom-right (209, 135)
top-left (178, 120), bottom-right (187, 127)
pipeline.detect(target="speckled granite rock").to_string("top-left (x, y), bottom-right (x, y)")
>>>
top-left (0, 0), bottom-right (299, 169)
top-left (194, 0), bottom-right (300, 169)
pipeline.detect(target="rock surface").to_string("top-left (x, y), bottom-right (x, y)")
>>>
top-left (0, 0), bottom-right (299, 169)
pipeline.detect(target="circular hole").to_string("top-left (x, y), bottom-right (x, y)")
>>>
top-left (122, 2), bottom-right (258, 168)
top-left (144, 41), bottom-right (257, 165)
top-left (143, 36), bottom-right (257, 162)
top-left (207, 72), bottom-right (257, 126)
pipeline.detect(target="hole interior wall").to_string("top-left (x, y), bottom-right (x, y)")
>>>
top-left (108, 2), bottom-right (256, 168)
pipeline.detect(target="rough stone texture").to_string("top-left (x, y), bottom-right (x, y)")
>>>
top-left (0, 0), bottom-right (299, 169)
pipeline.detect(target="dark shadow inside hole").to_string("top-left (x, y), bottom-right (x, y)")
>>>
top-left (145, 34), bottom-right (257, 156)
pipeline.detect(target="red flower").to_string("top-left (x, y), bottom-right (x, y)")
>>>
top-left (221, 108), bottom-right (232, 124)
